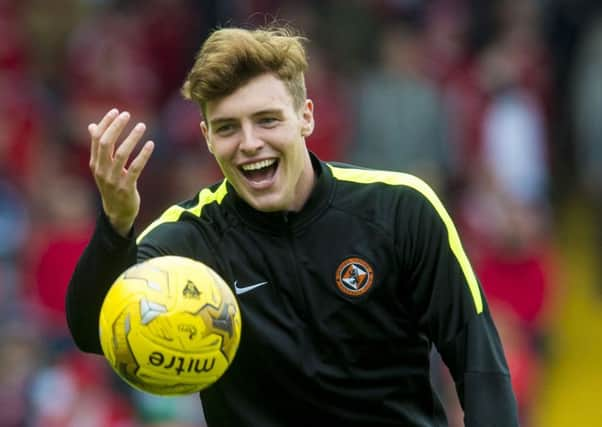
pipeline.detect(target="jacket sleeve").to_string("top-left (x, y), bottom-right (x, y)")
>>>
top-left (401, 186), bottom-right (519, 426)
top-left (65, 211), bottom-right (138, 355)
top-left (438, 309), bottom-right (519, 426)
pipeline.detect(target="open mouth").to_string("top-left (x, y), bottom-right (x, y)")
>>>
top-left (240, 159), bottom-right (279, 184)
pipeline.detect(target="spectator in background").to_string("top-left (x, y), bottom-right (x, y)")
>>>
top-left (442, 0), bottom-right (552, 191)
top-left (23, 0), bottom-right (84, 89)
top-left (0, 180), bottom-right (29, 312)
top-left (478, 40), bottom-right (549, 207)
top-left (572, 12), bottom-right (602, 292)
top-left (422, 0), bottom-right (470, 86)
top-left (444, 1), bottom-right (558, 424)
top-left (0, 321), bottom-right (41, 427)
top-left (0, 75), bottom-right (45, 194)
top-left (138, 0), bottom-right (205, 105)
top-left (349, 19), bottom-right (451, 192)
top-left (0, 4), bottom-right (39, 318)
top-left (312, 0), bottom-right (380, 77)
top-left (28, 352), bottom-right (137, 427)
top-left (0, 2), bottom-right (29, 76)
top-left (22, 173), bottom-right (95, 339)
top-left (63, 9), bottom-right (161, 178)
top-left (303, 44), bottom-right (353, 161)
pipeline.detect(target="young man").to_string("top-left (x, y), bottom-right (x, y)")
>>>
top-left (66, 26), bottom-right (519, 426)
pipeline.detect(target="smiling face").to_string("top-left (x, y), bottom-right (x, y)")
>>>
top-left (201, 73), bottom-right (315, 212)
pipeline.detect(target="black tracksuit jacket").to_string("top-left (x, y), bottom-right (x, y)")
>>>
top-left (66, 154), bottom-right (519, 426)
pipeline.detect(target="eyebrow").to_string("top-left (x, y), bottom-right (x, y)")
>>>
top-left (209, 109), bottom-right (285, 128)
top-left (209, 117), bottom-right (235, 129)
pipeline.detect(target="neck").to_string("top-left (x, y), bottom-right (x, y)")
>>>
top-left (288, 151), bottom-right (317, 212)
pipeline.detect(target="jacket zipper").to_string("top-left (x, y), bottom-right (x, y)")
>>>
top-left (282, 212), bottom-right (308, 320)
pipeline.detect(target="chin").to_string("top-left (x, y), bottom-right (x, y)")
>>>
top-left (246, 194), bottom-right (288, 212)
top-left (251, 201), bottom-right (286, 213)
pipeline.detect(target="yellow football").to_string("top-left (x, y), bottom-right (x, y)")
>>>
top-left (99, 256), bottom-right (241, 395)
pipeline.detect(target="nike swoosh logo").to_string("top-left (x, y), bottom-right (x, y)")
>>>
top-left (234, 280), bottom-right (269, 295)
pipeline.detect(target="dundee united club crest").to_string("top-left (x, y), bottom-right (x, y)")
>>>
top-left (335, 257), bottom-right (374, 296)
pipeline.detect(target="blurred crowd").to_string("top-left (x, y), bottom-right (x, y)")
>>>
top-left (1, 0), bottom-right (601, 426)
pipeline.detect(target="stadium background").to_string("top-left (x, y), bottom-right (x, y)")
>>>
top-left (1, 0), bottom-right (601, 425)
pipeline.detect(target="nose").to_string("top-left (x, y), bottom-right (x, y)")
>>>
top-left (239, 123), bottom-right (263, 154)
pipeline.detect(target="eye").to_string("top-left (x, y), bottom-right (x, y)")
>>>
top-left (258, 117), bottom-right (278, 127)
top-left (215, 123), bottom-right (236, 136)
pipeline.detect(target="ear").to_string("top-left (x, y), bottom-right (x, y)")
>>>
top-left (300, 99), bottom-right (315, 137)
top-left (200, 121), bottom-right (213, 154)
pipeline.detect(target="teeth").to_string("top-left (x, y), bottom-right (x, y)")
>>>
top-left (241, 159), bottom-right (276, 171)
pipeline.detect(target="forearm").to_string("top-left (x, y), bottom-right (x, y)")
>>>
top-left (440, 311), bottom-right (519, 426)
top-left (65, 211), bottom-right (137, 354)
top-left (459, 371), bottom-right (518, 426)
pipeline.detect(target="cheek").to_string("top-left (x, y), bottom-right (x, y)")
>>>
top-left (259, 123), bottom-right (299, 143)
top-left (211, 138), bottom-right (238, 159)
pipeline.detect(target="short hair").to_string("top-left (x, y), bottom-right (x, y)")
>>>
top-left (181, 26), bottom-right (309, 116)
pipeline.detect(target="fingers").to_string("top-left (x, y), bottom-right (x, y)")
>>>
top-left (97, 111), bottom-right (131, 172)
top-left (97, 108), bottom-right (121, 134)
top-left (87, 109), bottom-right (154, 189)
top-left (125, 140), bottom-right (155, 187)
top-left (89, 108), bottom-right (119, 167)
top-left (113, 122), bottom-right (147, 174)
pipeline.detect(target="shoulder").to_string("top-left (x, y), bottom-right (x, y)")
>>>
top-left (137, 180), bottom-right (231, 244)
top-left (325, 161), bottom-right (454, 233)
top-left (326, 161), bottom-right (440, 205)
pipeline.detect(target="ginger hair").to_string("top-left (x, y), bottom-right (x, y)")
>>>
top-left (181, 26), bottom-right (309, 116)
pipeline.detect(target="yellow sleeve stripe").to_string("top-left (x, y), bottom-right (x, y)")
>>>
top-left (136, 180), bottom-right (229, 244)
top-left (328, 165), bottom-right (483, 314)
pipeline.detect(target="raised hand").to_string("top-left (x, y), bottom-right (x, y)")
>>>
top-left (89, 109), bottom-right (155, 236)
